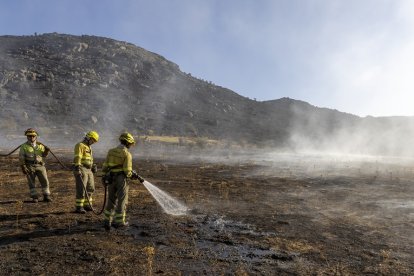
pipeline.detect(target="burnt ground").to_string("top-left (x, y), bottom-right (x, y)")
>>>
top-left (0, 152), bottom-right (413, 275)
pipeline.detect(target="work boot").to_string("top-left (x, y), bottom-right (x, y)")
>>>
top-left (31, 197), bottom-right (38, 203)
top-left (104, 221), bottom-right (111, 231)
top-left (84, 205), bottom-right (93, 212)
top-left (75, 207), bottom-right (86, 214)
top-left (43, 195), bottom-right (52, 202)
top-left (112, 221), bottom-right (129, 229)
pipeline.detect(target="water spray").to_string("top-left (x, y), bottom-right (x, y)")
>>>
top-left (135, 176), bottom-right (188, 216)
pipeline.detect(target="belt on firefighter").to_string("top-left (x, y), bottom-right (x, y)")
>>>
top-left (25, 160), bottom-right (44, 165)
top-left (110, 171), bottom-right (125, 176)
top-left (81, 164), bottom-right (92, 169)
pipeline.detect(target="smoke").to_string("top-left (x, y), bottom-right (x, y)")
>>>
top-left (286, 101), bottom-right (414, 157)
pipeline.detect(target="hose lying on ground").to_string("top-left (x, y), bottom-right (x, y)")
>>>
top-left (81, 181), bottom-right (107, 215)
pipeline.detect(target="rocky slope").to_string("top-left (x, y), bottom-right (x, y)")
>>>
top-left (0, 33), bottom-right (413, 155)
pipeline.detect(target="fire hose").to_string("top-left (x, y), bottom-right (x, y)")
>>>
top-left (0, 145), bottom-right (21, 157)
top-left (77, 172), bottom-right (107, 216)
top-left (0, 144), bottom-right (107, 215)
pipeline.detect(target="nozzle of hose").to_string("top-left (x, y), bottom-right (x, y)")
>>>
top-left (137, 175), bottom-right (145, 183)
top-left (131, 170), bottom-right (145, 183)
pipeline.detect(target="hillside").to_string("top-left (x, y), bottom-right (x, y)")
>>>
top-left (0, 33), bottom-right (255, 141)
top-left (1, 33), bottom-right (414, 155)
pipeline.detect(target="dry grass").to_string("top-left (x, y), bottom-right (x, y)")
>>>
top-left (292, 256), bottom-right (355, 275)
top-left (137, 135), bottom-right (221, 146)
top-left (267, 237), bottom-right (319, 254)
top-left (235, 266), bottom-right (249, 276)
top-left (14, 200), bottom-right (24, 229)
top-left (362, 249), bottom-right (412, 275)
top-left (143, 245), bottom-right (155, 276)
top-left (141, 135), bottom-right (180, 143)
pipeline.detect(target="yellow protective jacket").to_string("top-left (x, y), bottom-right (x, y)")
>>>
top-left (102, 145), bottom-right (132, 177)
top-left (73, 141), bottom-right (93, 168)
top-left (19, 142), bottom-right (47, 165)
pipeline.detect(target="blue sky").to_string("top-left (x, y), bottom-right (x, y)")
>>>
top-left (1, 0), bottom-right (414, 117)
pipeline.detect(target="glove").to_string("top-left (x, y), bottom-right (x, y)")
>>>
top-left (131, 170), bottom-right (138, 180)
top-left (102, 173), bottom-right (112, 186)
top-left (91, 164), bottom-right (98, 174)
top-left (21, 165), bottom-right (29, 175)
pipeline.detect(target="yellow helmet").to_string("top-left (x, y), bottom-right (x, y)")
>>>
top-left (25, 128), bottom-right (38, 137)
top-left (119, 132), bottom-right (135, 145)
top-left (86, 131), bottom-right (99, 142)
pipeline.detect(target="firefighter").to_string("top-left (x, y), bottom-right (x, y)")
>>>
top-left (19, 128), bottom-right (52, 202)
top-left (73, 131), bottom-right (99, 213)
top-left (102, 132), bottom-right (140, 230)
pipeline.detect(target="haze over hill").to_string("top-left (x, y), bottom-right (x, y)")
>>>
top-left (1, 33), bottom-right (414, 156)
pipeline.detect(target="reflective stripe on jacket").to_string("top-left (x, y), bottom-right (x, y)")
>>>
top-left (19, 142), bottom-right (46, 165)
top-left (102, 145), bottom-right (132, 177)
top-left (73, 142), bottom-right (93, 167)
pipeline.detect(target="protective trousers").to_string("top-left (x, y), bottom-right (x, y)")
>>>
top-left (103, 174), bottom-right (129, 225)
top-left (74, 166), bottom-right (95, 208)
top-left (26, 165), bottom-right (50, 199)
